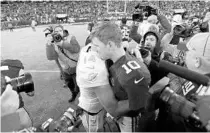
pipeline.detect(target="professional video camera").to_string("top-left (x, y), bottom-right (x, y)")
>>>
top-left (16, 106), bottom-right (83, 133)
top-left (1, 72), bottom-right (34, 95)
top-left (148, 60), bottom-right (210, 130)
top-left (133, 3), bottom-right (158, 22)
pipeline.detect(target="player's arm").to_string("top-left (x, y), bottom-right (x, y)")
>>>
top-left (94, 84), bottom-right (130, 118)
top-left (125, 74), bottom-right (150, 111)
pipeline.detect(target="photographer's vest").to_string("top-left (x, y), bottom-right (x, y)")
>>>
top-left (54, 35), bottom-right (79, 73)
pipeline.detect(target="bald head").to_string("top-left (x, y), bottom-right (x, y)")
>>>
top-left (185, 33), bottom-right (210, 74)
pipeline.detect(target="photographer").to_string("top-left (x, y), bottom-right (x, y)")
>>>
top-left (46, 25), bottom-right (80, 102)
top-left (1, 59), bottom-right (32, 131)
top-left (140, 27), bottom-right (172, 86)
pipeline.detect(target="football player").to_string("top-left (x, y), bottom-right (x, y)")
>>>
top-left (76, 43), bottom-right (130, 132)
top-left (90, 21), bottom-right (151, 132)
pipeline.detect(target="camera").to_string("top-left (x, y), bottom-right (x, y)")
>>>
top-left (132, 12), bottom-right (143, 22)
top-left (48, 106), bottom-right (83, 132)
top-left (44, 26), bottom-right (64, 43)
top-left (16, 106), bottom-right (83, 133)
top-left (1, 72), bottom-right (34, 94)
top-left (159, 87), bottom-right (204, 129)
top-left (135, 4), bottom-right (157, 18)
top-left (51, 33), bottom-right (63, 43)
top-left (173, 24), bottom-right (194, 38)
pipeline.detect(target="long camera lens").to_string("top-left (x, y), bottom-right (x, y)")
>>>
top-left (159, 87), bottom-right (202, 128)
top-left (7, 72), bottom-right (34, 94)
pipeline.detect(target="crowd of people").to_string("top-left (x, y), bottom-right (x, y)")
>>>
top-left (1, 0), bottom-right (210, 132)
top-left (1, 1), bottom-right (210, 26)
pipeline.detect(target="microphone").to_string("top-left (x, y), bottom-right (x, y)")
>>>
top-left (158, 60), bottom-right (210, 86)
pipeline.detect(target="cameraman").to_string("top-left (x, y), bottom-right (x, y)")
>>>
top-left (1, 59), bottom-right (32, 131)
top-left (46, 25), bottom-right (80, 102)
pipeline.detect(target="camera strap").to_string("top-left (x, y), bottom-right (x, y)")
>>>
top-left (57, 46), bottom-right (78, 63)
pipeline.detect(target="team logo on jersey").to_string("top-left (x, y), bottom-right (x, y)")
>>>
top-left (87, 72), bottom-right (98, 82)
top-left (182, 81), bottom-right (195, 96)
top-left (88, 55), bottom-right (96, 62)
top-left (182, 81), bottom-right (210, 96)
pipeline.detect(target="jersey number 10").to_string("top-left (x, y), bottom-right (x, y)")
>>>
top-left (122, 61), bottom-right (141, 74)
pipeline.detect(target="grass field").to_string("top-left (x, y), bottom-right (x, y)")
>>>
top-left (1, 23), bottom-right (89, 127)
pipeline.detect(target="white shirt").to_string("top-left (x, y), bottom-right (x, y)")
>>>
top-left (76, 44), bottom-right (109, 113)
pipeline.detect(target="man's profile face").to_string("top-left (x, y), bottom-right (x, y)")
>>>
top-left (144, 34), bottom-right (157, 52)
top-left (91, 37), bottom-right (110, 60)
top-left (54, 27), bottom-right (64, 37)
top-left (185, 48), bottom-right (210, 72)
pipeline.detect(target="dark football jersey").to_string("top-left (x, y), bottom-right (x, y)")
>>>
top-left (177, 73), bottom-right (210, 100)
top-left (109, 53), bottom-right (151, 113)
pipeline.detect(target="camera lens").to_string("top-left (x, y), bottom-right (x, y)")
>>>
top-left (9, 72), bottom-right (34, 94)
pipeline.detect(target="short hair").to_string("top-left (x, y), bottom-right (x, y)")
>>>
top-left (90, 21), bottom-right (122, 47)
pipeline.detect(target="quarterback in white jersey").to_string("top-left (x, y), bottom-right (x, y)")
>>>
top-left (76, 43), bottom-right (109, 114)
top-left (76, 43), bottom-right (130, 132)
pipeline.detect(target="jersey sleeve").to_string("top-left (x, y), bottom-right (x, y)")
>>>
top-left (76, 47), bottom-right (109, 88)
top-left (120, 62), bottom-right (151, 111)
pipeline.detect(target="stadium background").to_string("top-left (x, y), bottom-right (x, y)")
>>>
top-left (1, 0), bottom-right (210, 127)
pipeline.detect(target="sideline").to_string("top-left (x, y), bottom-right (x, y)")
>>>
top-left (26, 70), bottom-right (60, 73)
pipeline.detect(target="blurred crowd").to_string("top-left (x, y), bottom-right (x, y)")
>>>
top-left (1, 1), bottom-right (210, 23)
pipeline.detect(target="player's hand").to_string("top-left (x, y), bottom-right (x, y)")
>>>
top-left (1, 76), bottom-right (20, 117)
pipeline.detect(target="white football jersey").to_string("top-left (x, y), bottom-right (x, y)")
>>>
top-left (76, 44), bottom-right (109, 113)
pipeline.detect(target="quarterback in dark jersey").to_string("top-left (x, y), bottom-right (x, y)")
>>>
top-left (90, 21), bottom-right (151, 132)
